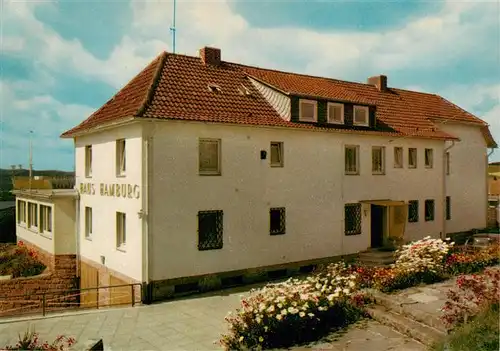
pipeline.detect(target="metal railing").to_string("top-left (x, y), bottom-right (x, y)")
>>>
top-left (0, 283), bottom-right (143, 318)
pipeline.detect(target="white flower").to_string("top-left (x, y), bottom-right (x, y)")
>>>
top-left (343, 288), bottom-right (350, 294)
top-left (281, 309), bottom-right (288, 315)
top-left (259, 336), bottom-right (264, 342)
top-left (276, 314), bottom-right (283, 320)
top-left (327, 294), bottom-right (335, 301)
top-left (308, 313), bottom-right (315, 317)
top-left (239, 336), bottom-right (244, 342)
top-left (349, 281), bottom-right (356, 288)
top-left (299, 311), bottom-right (306, 317)
top-left (267, 305), bottom-right (275, 313)
top-left (277, 303), bottom-right (283, 309)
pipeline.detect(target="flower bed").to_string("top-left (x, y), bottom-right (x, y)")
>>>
top-left (220, 236), bottom-right (499, 350)
top-left (0, 241), bottom-right (46, 278)
top-left (219, 263), bottom-right (372, 350)
top-left (3, 328), bottom-right (76, 350)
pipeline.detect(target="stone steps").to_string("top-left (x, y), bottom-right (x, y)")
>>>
top-left (357, 250), bottom-right (396, 266)
top-left (369, 289), bottom-right (446, 333)
top-left (367, 305), bottom-right (445, 346)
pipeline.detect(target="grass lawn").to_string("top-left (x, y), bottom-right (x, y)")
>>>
top-left (432, 303), bottom-right (499, 351)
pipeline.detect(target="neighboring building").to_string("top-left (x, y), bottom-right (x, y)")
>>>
top-left (18, 46), bottom-right (496, 302)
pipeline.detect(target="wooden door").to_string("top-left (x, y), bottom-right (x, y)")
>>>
top-left (79, 263), bottom-right (99, 308)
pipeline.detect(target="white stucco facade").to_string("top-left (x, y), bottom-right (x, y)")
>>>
top-left (74, 123), bottom-right (144, 282)
top-left (65, 117), bottom-right (489, 285)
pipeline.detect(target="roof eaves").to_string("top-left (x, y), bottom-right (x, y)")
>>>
top-left (136, 51), bottom-right (169, 117)
top-left (60, 116), bottom-right (137, 139)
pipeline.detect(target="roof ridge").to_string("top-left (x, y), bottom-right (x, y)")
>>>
top-left (136, 51), bottom-right (169, 117)
top-left (437, 95), bottom-right (487, 125)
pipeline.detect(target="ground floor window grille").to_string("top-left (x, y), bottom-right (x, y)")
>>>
top-left (344, 203), bottom-right (361, 235)
top-left (270, 207), bottom-right (286, 235)
top-left (198, 210), bottom-right (223, 250)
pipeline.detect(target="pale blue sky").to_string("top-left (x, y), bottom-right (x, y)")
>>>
top-left (1, 0), bottom-right (499, 171)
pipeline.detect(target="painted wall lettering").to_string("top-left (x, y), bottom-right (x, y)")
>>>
top-left (80, 182), bottom-right (140, 199)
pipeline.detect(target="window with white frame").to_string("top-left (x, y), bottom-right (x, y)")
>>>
top-left (327, 102), bottom-right (344, 124)
top-left (408, 148), bottom-right (417, 168)
top-left (17, 200), bottom-right (26, 224)
top-left (27, 202), bottom-right (38, 229)
top-left (394, 147), bottom-right (403, 168)
top-left (270, 142), bottom-right (284, 167)
top-left (345, 145), bottom-right (359, 175)
top-left (299, 99), bottom-right (317, 122)
top-left (116, 139), bottom-right (126, 176)
top-left (116, 212), bottom-right (126, 249)
top-left (85, 207), bottom-right (92, 239)
top-left (425, 148), bottom-right (433, 168)
top-left (372, 146), bottom-right (385, 174)
top-left (199, 138), bottom-right (221, 175)
top-left (39, 205), bottom-right (52, 234)
top-left (353, 106), bottom-right (369, 126)
top-left (85, 145), bottom-right (92, 177)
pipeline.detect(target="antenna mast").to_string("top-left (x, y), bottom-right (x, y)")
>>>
top-left (29, 130), bottom-right (33, 191)
top-left (170, 0), bottom-right (177, 53)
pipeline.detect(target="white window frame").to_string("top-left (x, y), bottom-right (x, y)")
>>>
top-left (199, 138), bottom-right (221, 175)
top-left (372, 146), bottom-right (385, 175)
top-left (116, 139), bottom-right (126, 176)
top-left (85, 145), bottom-right (92, 178)
top-left (425, 148), bottom-right (433, 168)
top-left (27, 202), bottom-right (38, 230)
top-left (299, 99), bottom-right (317, 122)
top-left (39, 205), bottom-right (53, 235)
top-left (270, 142), bottom-right (284, 167)
top-left (327, 102), bottom-right (344, 124)
top-left (17, 200), bottom-right (26, 224)
top-left (353, 105), bottom-right (369, 126)
top-left (116, 212), bottom-right (126, 250)
top-left (85, 207), bottom-right (92, 239)
top-left (394, 147), bottom-right (403, 168)
top-left (408, 148), bottom-right (417, 168)
top-left (345, 145), bottom-right (360, 175)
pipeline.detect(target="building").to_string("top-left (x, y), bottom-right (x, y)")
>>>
top-left (17, 47), bottom-right (496, 302)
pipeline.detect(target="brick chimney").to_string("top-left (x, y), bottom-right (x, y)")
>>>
top-left (367, 75), bottom-right (388, 92)
top-left (199, 47), bottom-right (221, 66)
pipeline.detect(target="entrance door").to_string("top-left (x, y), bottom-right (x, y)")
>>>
top-left (371, 205), bottom-right (385, 248)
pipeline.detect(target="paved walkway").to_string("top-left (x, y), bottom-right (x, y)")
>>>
top-left (0, 285), bottom-right (424, 351)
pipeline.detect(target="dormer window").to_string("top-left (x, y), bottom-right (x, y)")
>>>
top-left (299, 99), bottom-right (317, 122)
top-left (327, 102), bottom-right (344, 124)
top-left (353, 106), bottom-right (369, 126)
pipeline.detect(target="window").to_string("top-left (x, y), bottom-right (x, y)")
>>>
top-left (446, 196), bottom-right (451, 220)
top-left (353, 106), bottom-right (369, 126)
top-left (345, 145), bottom-right (359, 175)
top-left (27, 202), bottom-right (38, 229)
top-left (85, 207), bottom-right (92, 239)
top-left (394, 147), bottom-right (403, 168)
top-left (116, 212), bottom-right (126, 249)
top-left (39, 205), bottom-right (52, 234)
top-left (327, 103), bottom-right (344, 124)
top-left (17, 200), bottom-right (26, 224)
top-left (408, 148), bottom-right (417, 168)
top-left (425, 200), bottom-right (435, 221)
top-left (372, 146), bottom-right (385, 174)
top-left (445, 152), bottom-right (450, 175)
top-left (85, 145), bottom-right (92, 177)
top-left (198, 210), bottom-right (223, 250)
top-left (408, 200), bottom-right (419, 223)
top-left (116, 139), bottom-right (126, 176)
top-left (270, 208), bottom-right (286, 235)
top-left (425, 148), bottom-right (433, 168)
top-left (199, 139), bottom-right (221, 175)
top-left (345, 204), bottom-right (362, 235)
top-left (299, 99), bottom-right (317, 122)
top-left (270, 142), bottom-right (284, 167)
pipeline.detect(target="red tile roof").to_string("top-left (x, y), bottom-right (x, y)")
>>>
top-left (61, 50), bottom-right (497, 148)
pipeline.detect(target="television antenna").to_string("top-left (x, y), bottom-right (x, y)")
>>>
top-left (170, 0), bottom-right (177, 53)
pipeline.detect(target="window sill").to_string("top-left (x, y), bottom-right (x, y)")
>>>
top-left (345, 233), bottom-right (362, 236)
top-left (299, 118), bottom-right (318, 123)
top-left (408, 166), bottom-right (417, 169)
top-left (116, 173), bottom-right (126, 178)
top-left (425, 166), bottom-right (433, 169)
top-left (353, 122), bottom-right (369, 127)
top-left (372, 172), bottom-right (385, 175)
top-left (85, 236), bottom-right (92, 241)
top-left (327, 120), bottom-right (344, 125)
top-left (199, 172), bottom-right (222, 176)
top-left (40, 232), bottom-right (52, 240)
top-left (270, 164), bottom-right (284, 168)
top-left (345, 172), bottom-right (360, 176)
top-left (116, 245), bottom-right (127, 252)
top-left (394, 165), bottom-right (403, 169)
top-left (85, 175), bottom-right (92, 179)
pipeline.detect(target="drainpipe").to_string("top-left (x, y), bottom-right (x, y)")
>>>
top-left (442, 141), bottom-right (456, 239)
top-left (340, 142), bottom-right (345, 257)
top-left (487, 148), bottom-right (495, 227)
top-left (73, 138), bottom-right (81, 279)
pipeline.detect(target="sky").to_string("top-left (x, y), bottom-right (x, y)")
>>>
top-left (0, 0), bottom-right (499, 171)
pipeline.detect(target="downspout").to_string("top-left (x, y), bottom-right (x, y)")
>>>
top-left (141, 128), bottom-right (150, 302)
top-left (340, 142), bottom-right (345, 257)
top-left (487, 148), bottom-right (495, 227)
top-left (442, 141), bottom-right (456, 239)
